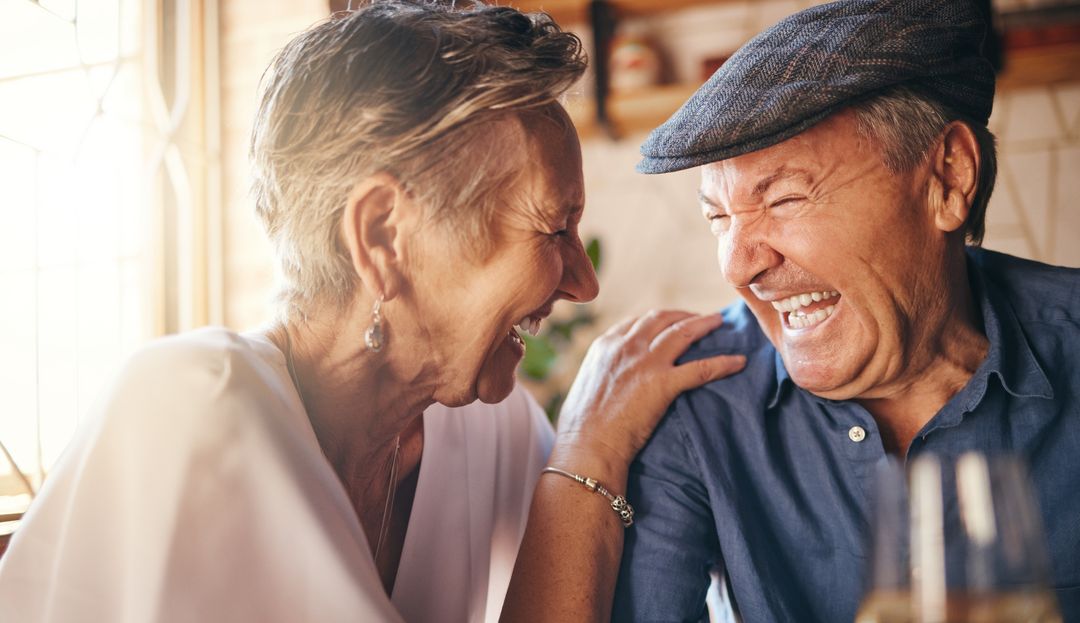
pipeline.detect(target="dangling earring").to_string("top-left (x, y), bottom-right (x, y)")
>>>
top-left (364, 295), bottom-right (385, 352)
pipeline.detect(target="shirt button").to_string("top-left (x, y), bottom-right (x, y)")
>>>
top-left (848, 426), bottom-right (867, 443)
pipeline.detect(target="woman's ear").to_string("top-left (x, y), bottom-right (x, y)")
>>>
top-left (340, 172), bottom-right (413, 301)
top-left (928, 121), bottom-right (980, 234)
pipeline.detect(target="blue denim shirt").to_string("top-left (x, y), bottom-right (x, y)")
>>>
top-left (613, 249), bottom-right (1080, 622)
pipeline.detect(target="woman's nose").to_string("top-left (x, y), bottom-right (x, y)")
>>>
top-left (560, 236), bottom-right (599, 303)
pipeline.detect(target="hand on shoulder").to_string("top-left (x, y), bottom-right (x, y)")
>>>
top-left (551, 311), bottom-right (746, 479)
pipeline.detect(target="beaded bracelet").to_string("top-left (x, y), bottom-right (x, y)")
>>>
top-left (541, 466), bottom-right (635, 528)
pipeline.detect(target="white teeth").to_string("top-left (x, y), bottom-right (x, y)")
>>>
top-left (516, 316), bottom-right (542, 337)
top-left (770, 290), bottom-right (838, 312)
top-left (786, 304), bottom-right (836, 329)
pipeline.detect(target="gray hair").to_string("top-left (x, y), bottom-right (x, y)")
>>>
top-left (851, 85), bottom-right (997, 246)
top-left (250, 1), bottom-right (586, 313)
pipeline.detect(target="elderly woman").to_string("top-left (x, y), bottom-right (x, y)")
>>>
top-left (0, 2), bottom-right (743, 622)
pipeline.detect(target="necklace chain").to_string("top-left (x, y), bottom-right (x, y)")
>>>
top-left (282, 327), bottom-right (401, 565)
top-left (375, 435), bottom-right (400, 563)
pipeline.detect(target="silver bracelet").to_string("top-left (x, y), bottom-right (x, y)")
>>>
top-left (541, 466), bottom-right (635, 528)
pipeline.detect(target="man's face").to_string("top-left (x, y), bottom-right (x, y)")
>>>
top-left (699, 110), bottom-right (949, 400)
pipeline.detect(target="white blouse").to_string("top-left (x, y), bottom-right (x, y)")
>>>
top-left (0, 327), bottom-right (553, 623)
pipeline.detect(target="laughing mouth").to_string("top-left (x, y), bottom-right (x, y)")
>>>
top-left (516, 315), bottom-right (543, 337)
top-left (512, 309), bottom-right (550, 339)
top-left (770, 290), bottom-right (839, 330)
top-left (508, 310), bottom-right (549, 352)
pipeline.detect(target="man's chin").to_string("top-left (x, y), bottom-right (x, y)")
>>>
top-left (782, 356), bottom-right (862, 400)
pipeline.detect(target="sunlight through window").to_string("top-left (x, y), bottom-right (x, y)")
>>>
top-left (0, 0), bottom-right (150, 522)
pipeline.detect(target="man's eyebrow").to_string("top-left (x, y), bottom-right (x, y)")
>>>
top-left (697, 167), bottom-right (813, 210)
top-left (751, 166), bottom-right (813, 196)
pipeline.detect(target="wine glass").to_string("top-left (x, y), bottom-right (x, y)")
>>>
top-left (856, 452), bottom-right (1062, 623)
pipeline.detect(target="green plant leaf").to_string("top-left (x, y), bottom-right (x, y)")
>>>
top-left (520, 333), bottom-right (557, 380)
top-left (586, 237), bottom-right (602, 271)
top-left (544, 391), bottom-right (565, 424)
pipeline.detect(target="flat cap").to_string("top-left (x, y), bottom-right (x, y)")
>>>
top-left (638, 0), bottom-right (996, 174)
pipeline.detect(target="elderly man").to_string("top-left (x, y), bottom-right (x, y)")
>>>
top-left (612, 0), bottom-right (1080, 621)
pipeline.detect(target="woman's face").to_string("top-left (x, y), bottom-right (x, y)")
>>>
top-left (411, 110), bottom-right (598, 406)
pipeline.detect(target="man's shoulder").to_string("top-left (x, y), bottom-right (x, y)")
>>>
top-left (972, 248), bottom-right (1080, 325)
top-left (681, 300), bottom-right (774, 359)
top-left (673, 300), bottom-right (780, 423)
top-left (633, 301), bottom-right (779, 494)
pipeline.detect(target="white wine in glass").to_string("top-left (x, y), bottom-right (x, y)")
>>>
top-left (856, 453), bottom-right (1062, 623)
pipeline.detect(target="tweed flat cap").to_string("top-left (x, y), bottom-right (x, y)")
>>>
top-left (638, 0), bottom-right (996, 174)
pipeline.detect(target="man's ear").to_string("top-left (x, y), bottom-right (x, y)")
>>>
top-left (928, 121), bottom-right (980, 234)
top-left (340, 172), bottom-right (413, 301)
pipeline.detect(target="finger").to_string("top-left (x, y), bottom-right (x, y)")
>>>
top-left (627, 309), bottom-right (696, 341)
top-left (603, 315), bottom-right (638, 338)
top-left (651, 313), bottom-right (725, 360)
top-left (670, 354), bottom-right (747, 393)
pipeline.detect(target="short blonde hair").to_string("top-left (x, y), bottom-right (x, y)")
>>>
top-left (250, 1), bottom-right (586, 312)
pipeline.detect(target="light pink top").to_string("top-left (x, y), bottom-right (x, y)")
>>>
top-left (0, 327), bottom-right (553, 622)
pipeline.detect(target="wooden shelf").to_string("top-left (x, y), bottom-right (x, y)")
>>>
top-left (997, 43), bottom-right (1080, 90)
top-left (501, 0), bottom-right (727, 25)
top-left (567, 83), bottom-right (698, 138)
top-left (497, 1), bottom-right (1080, 138)
top-left (563, 41), bottom-right (1080, 138)
top-left (498, 0), bottom-right (584, 24)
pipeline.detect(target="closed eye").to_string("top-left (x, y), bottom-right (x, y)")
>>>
top-left (707, 213), bottom-right (730, 235)
top-left (769, 196), bottom-right (806, 209)
top-left (546, 222), bottom-right (576, 242)
top-left (552, 206), bottom-right (583, 239)
top-left (546, 224), bottom-right (570, 239)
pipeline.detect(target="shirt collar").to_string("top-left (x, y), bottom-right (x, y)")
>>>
top-left (765, 251), bottom-right (1054, 411)
top-left (767, 349), bottom-right (790, 410)
top-left (963, 251), bottom-right (1054, 405)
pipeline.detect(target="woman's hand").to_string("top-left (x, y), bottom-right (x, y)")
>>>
top-left (505, 311), bottom-right (741, 623)
top-left (551, 310), bottom-right (745, 477)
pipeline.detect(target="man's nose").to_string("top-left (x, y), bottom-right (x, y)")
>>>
top-left (560, 236), bottom-right (600, 303)
top-left (720, 216), bottom-right (783, 288)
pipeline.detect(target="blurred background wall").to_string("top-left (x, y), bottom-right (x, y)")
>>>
top-left (2, 0), bottom-right (1079, 540)
top-left (218, 0), bottom-right (1080, 406)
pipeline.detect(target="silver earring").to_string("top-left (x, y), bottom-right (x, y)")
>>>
top-left (364, 295), bottom-right (385, 352)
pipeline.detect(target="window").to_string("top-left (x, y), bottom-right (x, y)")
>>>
top-left (0, 0), bottom-right (219, 528)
